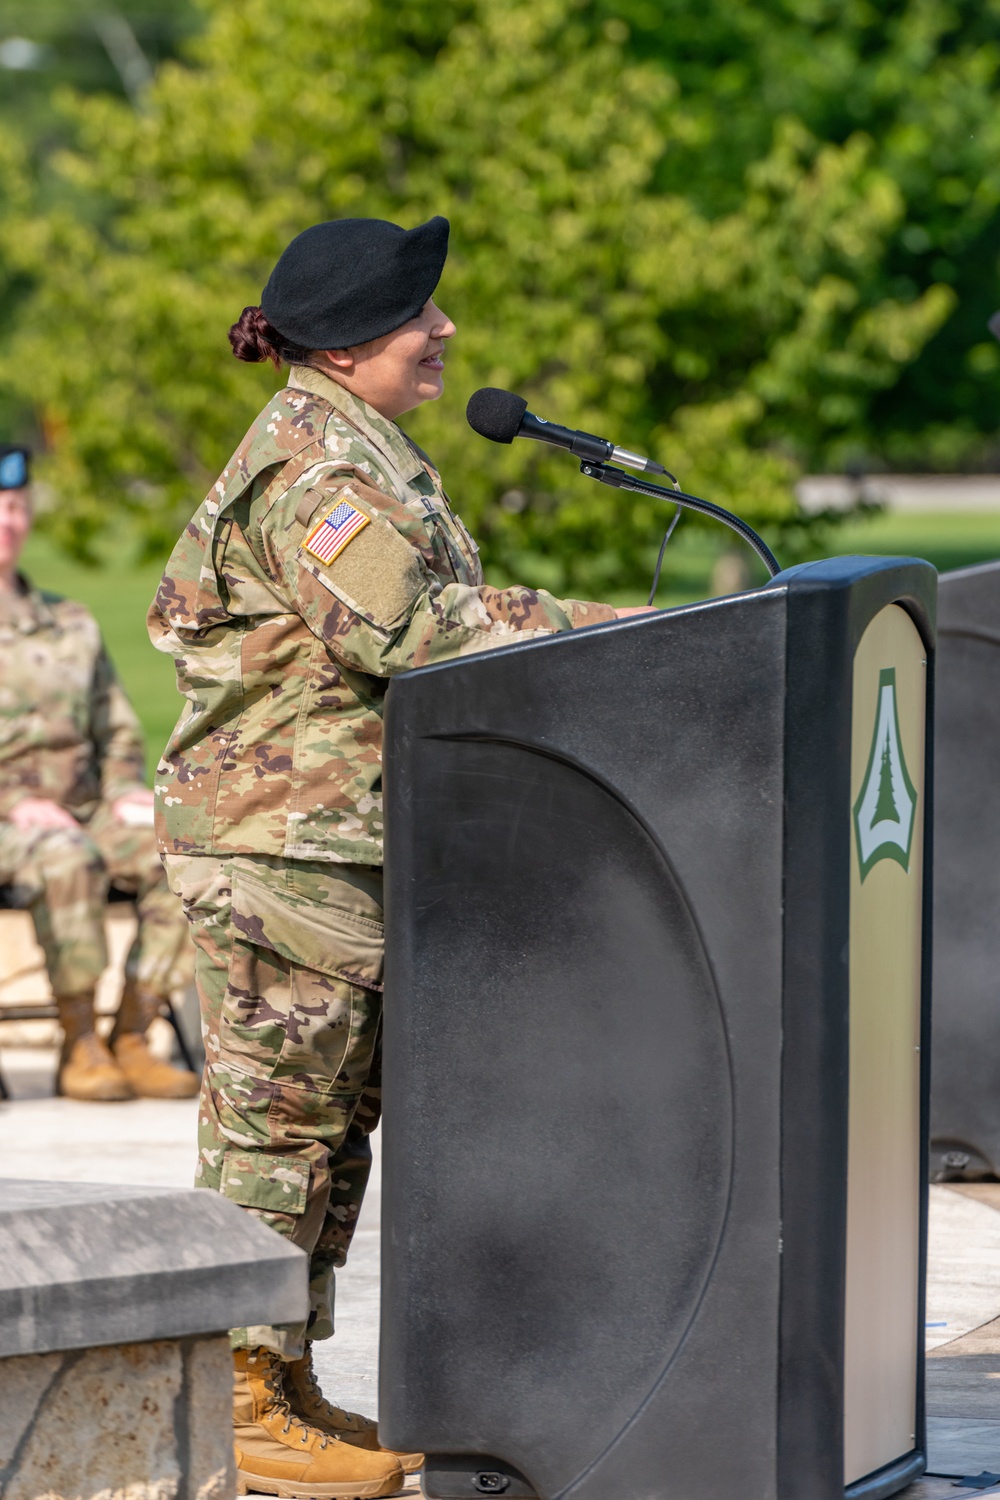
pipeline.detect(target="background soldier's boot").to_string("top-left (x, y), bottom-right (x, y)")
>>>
top-left (233, 1348), bottom-right (405, 1499)
top-left (108, 979), bottom-right (199, 1099)
top-left (286, 1343), bottom-right (424, 1474)
top-left (54, 992), bottom-right (133, 1102)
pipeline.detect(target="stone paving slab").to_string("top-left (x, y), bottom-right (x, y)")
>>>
top-left (927, 1416), bottom-right (1000, 1479)
top-left (927, 1190), bottom-right (1000, 1353)
top-left (925, 1188), bottom-right (1000, 1481)
top-left (907, 1479), bottom-right (983, 1498)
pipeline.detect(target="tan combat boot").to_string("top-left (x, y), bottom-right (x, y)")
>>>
top-left (108, 979), bottom-right (199, 1099)
top-left (234, 1348), bottom-right (405, 1499)
top-left (54, 992), bottom-right (133, 1102)
top-left (286, 1343), bottom-right (424, 1474)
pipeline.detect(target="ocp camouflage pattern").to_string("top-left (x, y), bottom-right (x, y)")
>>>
top-left (151, 366), bottom-right (616, 1355)
top-left (148, 365), bottom-right (615, 866)
top-left (0, 579), bottom-right (146, 818)
top-left (0, 804), bottom-right (193, 997)
top-left (164, 849), bottom-right (384, 1356)
top-left (0, 580), bottom-right (189, 997)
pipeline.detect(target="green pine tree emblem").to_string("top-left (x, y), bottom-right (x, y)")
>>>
top-left (853, 668), bottom-right (917, 881)
top-left (872, 730), bottom-right (899, 826)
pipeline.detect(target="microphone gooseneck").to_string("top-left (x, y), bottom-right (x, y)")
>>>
top-left (465, 387), bottom-right (781, 580)
top-left (580, 460), bottom-right (780, 579)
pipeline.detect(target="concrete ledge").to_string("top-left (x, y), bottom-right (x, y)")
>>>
top-left (0, 1178), bottom-right (307, 1356)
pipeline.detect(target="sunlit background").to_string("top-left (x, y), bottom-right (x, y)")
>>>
top-left (2, 0), bottom-right (999, 759)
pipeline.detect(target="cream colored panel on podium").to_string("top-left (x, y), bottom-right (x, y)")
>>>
top-left (844, 603), bottom-right (926, 1486)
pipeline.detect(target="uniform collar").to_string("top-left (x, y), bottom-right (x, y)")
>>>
top-left (0, 572), bottom-right (56, 633)
top-left (286, 365), bottom-right (425, 486)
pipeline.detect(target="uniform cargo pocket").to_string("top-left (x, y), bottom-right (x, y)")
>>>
top-left (220, 1150), bottom-right (309, 1214)
top-left (230, 865), bottom-right (383, 989)
top-left (219, 865), bottom-right (382, 1091)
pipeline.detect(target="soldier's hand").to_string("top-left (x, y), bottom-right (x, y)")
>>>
top-left (8, 797), bottom-right (79, 831)
top-left (112, 788), bottom-right (155, 826)
top-left (614, 606), bottom-right (659, 618)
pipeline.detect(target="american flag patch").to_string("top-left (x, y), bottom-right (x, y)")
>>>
top-left (303, 501), bottom-right (371, 564)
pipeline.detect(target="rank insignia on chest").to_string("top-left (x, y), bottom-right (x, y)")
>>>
top-left (303, 501), bottom-right (371, 564)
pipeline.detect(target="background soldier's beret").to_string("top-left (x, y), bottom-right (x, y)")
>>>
top-left (0, 446), bottom-right (30, 490)
top-left (261, 216), bottom-right (450, 350)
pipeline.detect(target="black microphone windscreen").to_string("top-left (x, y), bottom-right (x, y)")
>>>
top-left (466, 387), bottom-right (528, 445)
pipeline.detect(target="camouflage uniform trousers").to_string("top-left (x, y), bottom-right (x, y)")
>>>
top-left (0, 802), bottom-right (192, 998)
top-left (163, 852), bottom-right (384, 1360)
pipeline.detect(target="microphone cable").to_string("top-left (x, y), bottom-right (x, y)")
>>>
top-left (648, 505), bottom-right (683, 606)
top-left (578, 459), bottom-right (781, 580)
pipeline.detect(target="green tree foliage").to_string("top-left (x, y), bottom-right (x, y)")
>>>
top-left (0, 0), bottom-right (975, 592)
top-left (0, 0), bottom-right (199, 437)
top-left (607, 0), bottom-right (1000, 470)
top-left (0, 1), bottom-right (200, 128)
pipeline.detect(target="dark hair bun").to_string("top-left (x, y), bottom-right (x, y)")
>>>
top-left (229, 305), bottom-right (284, 366)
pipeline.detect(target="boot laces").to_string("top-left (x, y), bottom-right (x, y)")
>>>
top-left (298, 1344), bottom-right (361, 1429)
top-left (252, 1350), bottom-right (329, 1450)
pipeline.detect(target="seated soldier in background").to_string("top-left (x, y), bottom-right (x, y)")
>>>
top-left (0, 445), bottom-right (197, 1101)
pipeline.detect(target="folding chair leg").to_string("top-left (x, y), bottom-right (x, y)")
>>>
top-left (162, 998), bottom-right (198, 1075)
top-left (0, 1059), bottom-right (10, 1102)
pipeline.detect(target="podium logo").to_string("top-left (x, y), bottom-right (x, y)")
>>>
top-left (853, 667), bottom-right (917, 881)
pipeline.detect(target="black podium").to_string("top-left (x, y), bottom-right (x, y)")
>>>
top-left (380, 556), bottom-right (935, 1500)
top-left (930, 560), bottom-right (1000, 1178)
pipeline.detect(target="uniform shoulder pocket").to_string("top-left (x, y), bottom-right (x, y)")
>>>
top-left (296, 483), bottom-right (426, 632)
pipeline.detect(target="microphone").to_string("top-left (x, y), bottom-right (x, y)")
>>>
top-left (465, 385), bottom-right (780, 579)
top-left (466, 387), bottom-right (667, 475)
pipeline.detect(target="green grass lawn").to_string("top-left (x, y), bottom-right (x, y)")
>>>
top-left (19, 507), bottom-right (1000, 775)
top-left (826, 508), bottom-right (1000, 574)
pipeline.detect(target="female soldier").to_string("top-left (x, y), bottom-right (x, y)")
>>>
top-left (149, 215), bottom-right (640, 1500)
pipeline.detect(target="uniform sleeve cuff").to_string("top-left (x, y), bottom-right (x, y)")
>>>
top-left (564, 600), bottom-right (618, 628)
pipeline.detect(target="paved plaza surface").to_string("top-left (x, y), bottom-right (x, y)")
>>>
top-left (4, 1044), bottom-right (1000, 1498)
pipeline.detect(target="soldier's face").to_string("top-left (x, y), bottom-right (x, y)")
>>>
top-left (323, 299), bottom-right (457, 420)
top-left (0, 488), bottom-right (31, 572)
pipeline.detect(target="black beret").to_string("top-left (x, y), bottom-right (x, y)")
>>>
top-left (261, 216), bottom-right (450, 351)
top-left (0, 446), bottom-right (30, 490)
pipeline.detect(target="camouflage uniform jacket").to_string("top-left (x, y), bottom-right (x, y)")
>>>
top-left (0, 576), bottom-right (146, 820)
top-left (148, 365), bottom-right (615, 866)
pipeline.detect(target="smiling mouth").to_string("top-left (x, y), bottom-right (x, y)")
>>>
top-left (419, 349), bottom-right (445, 370)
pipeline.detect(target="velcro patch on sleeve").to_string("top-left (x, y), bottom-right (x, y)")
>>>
top-left (303, 500), bottom-right (370, 563)
top-left (299, 500), bottom-right (426, 631)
